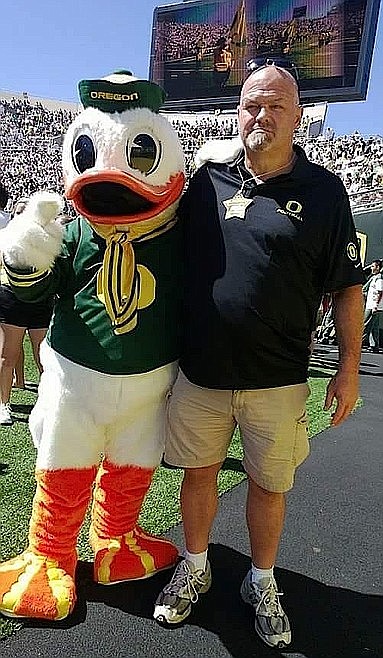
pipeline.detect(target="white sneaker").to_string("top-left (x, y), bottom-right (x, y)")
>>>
top-left (241, 570), bottom-right (291, 648)
top-left (154, 559), bottom-right (212, 624)
top-left (0, 402), bottom-right (13, 425)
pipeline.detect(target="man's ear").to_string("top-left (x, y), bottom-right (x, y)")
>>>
top-left (295, 105), bottom-right (303, 129)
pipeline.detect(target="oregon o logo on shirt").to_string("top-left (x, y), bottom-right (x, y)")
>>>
top-left (286, 200), bottom-right (303, 215)
top-left (346, 242), bottom-right (358, 262)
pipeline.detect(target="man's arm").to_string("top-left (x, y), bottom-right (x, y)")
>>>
top-left (324, 284), bottom-right (363, 426)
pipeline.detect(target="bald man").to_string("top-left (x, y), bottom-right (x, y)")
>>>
top-left (154, 65), bottom-right (364, 649)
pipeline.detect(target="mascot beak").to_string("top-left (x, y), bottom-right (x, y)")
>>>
top-left (66, 170), bottom-right (185, 225)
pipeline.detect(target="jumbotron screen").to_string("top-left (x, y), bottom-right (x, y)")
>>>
top-left (149, 0), bottom-right (381, 109)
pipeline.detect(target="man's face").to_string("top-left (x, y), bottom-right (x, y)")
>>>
top-left (237, 67), bottom-right (302, 156)
top-left (371, 262), bottom-right (381, 274)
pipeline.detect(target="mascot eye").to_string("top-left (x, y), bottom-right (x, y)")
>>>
top-left (127, 134), bottom-right (161, 175)
top-left (72, 134), bottom-right (96, 173)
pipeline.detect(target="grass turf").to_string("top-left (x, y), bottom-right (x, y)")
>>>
top-left (0, 341), bottom-right (351, 639)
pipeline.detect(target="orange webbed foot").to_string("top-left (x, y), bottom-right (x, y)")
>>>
top-left (0, 551), bottom-right (76, 620)
top-left (92, 526), bottom-right (178, 585)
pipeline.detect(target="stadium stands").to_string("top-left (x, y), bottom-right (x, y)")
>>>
top-left (0, 95), bottom-right (76, 209)
top-left (0, 93), bottom-right (382, 211)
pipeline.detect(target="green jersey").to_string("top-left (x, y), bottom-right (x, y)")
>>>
top-left (5, 217), bottom-right (183, 374)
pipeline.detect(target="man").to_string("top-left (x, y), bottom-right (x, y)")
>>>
top-left (363, 259), bottom-right (383, 353)
top-left (154, 64), bottom-right (364, 649)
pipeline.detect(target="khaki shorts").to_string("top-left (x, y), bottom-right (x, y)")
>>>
top-left (165, 370), bottom-right (310, 493)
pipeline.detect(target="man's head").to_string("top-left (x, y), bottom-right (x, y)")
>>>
top-left (371, 259), bottom-right (382, 274)
top-left (237, 65), bottom-right (302, 158)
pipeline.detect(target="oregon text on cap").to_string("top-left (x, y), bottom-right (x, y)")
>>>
top-left (89, 91), bottom-right (140, 102)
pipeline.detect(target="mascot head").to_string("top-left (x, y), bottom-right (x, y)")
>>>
top-left (62, 70), bottom-right (185, 226)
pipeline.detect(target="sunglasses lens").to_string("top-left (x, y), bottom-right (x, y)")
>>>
top-left (246, 57), bottom-right (299, 82)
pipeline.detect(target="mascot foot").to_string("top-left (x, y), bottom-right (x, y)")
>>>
top-left (93, 526), bottom-right (178, 585)
top-left (0, 551), bottom-right (76, 620)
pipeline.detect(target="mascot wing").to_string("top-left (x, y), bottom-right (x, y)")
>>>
top-left (0, 191), bottom-right (64, 271)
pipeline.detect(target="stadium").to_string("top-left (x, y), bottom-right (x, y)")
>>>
top-left (0, 0), bottom-right (382, 654)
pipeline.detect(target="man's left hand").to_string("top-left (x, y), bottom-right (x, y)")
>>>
top-left (324, 369), bottom-right (359, 426)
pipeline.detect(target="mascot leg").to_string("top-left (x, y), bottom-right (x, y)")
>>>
top-left (0, 467), bottom-right (96, 620)
top-left (90, 459), bottom-right (178, 584)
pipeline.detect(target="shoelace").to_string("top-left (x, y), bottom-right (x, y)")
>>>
top-left (163, 562), bottom-right (205, 603)
top-left (249, 581), bottom-right (284, 617)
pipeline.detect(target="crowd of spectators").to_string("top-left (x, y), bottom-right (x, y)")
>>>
top-left (295, 131), bottom-right (383, 209)
top-left (153, 22), bottom-right (229, 62)
top-left (0, 97), bottom-right (75, 207)
top-left (0, 94), bottom-right (382, 211)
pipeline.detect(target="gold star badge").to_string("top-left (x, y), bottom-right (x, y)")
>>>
top-left (223, 192), bottom-right (253, 220)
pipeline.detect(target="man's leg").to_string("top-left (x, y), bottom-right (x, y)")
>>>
top-left (246, 478), bottom-right (285, 569)
top-left (154, 371), bottom-right (234, 624)
top-left (238, 383), bottom-right (310, 649)
top-left (181, 462), bottom-right (223, 554)
top-left (153, 463), bottom-right (222, 625)
top-left (369, 311), bottom-right (381, 350)
top-left (363, 308), bottom-right (373, 346)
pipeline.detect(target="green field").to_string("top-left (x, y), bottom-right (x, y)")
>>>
top-left (0, 340), bottom-right (348, 639)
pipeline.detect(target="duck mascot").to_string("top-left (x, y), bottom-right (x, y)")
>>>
top-left (0, 71), bottom-right (185, 621)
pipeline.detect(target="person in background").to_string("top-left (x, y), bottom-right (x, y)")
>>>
top-left (212, 37), bottom-right (233, 89)
top-left (0, 183), bottom-right (10, 229)
top-left (195, 39), bottom-right (204, 72)
top-left (9, 198), bottom-right (32, 389)
top-left (0, 187), bottom-right (24, 389)
top-left (363, 259), bottom-right (383, 353)
top-left (153, 64), bottom-right (364, 649)
top-left (0, 196), bottom-right (53, 425)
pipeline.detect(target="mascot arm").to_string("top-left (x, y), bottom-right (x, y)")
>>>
top-left (0, 191), bottom-right (64, 271)
top-left (0, 191), bottom-right (69, 303)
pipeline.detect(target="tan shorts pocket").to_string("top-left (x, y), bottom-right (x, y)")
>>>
top-left (293, 412), bottom-right (310, 466)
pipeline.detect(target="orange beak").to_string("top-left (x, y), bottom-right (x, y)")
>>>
top-left (66, 169), bottom-right (185, 225)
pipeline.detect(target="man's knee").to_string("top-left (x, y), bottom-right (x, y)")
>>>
top-left (183, 463), bottom-right (222, 489)
top-left (248, 476), bottom-right (285, 501)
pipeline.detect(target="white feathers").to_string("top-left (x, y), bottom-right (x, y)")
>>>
top-left (0, 191), bottom-right (64, 271)
top-left (62, 106), bottom-right (185, 192)
top-left (194, 136), bottom-right (243, 169)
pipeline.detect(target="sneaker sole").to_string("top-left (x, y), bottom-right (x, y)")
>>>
top-left (254, 622), bottom-right (291, 650)
top-left (241, 584), bottom-right (291, 650)
top-left (153, 603), bottom-right (192, 625)
top-left (154, 578), bottom-right (212, 626)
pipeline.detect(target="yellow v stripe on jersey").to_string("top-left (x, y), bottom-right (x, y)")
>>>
top-left (4, 266), bottom-right (51, 287)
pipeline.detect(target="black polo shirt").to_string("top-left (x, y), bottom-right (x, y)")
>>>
top-left (179, 145), bottom-right (364, 389)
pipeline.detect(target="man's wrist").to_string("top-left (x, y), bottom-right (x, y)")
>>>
top-left (337, 358), bottom-right (360, 375)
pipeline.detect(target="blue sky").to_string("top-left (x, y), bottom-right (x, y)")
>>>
top-left (1, 0), bottom-right (382, 136)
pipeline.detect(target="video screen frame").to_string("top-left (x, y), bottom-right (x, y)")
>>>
top-left (149, 0), bottom-right (381, 110)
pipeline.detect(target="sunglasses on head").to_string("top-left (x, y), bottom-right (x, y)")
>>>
top-left (246, 57), bottom-right (300, 83)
